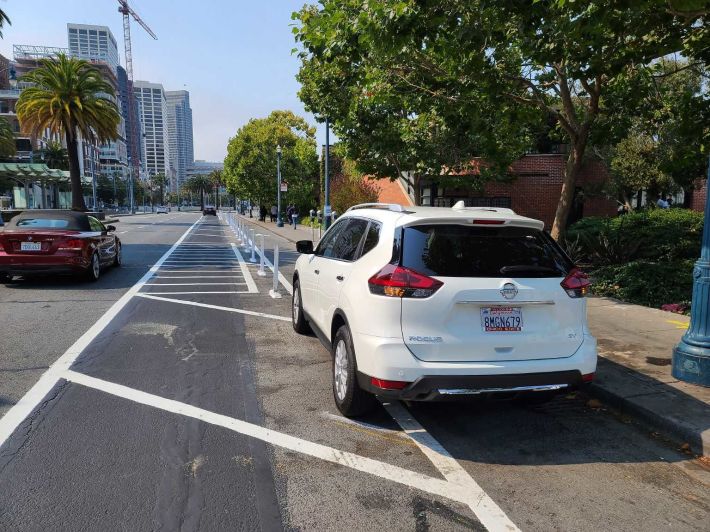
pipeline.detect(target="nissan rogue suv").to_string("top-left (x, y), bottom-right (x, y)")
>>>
top-left (292, 202), bottom-right (597, 417)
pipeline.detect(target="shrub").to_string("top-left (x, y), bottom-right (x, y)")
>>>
top-left (568, 208), bottom-right (703, 265)
top-left (590, 259), bottom-right (694, 309)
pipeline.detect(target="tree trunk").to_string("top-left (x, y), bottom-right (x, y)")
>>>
top-left (65, 130), bottom-right (86, 211)
top-left (551, 142), bottom-right (585, 241)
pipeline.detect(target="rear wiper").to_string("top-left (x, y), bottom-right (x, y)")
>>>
top-left (500, 265), bottom-right (562, 275)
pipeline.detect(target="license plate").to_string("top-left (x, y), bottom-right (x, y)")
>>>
top-left (481, 306), bottom-right (523, 332)
top-left (20, 242), bottom-right (41, 251)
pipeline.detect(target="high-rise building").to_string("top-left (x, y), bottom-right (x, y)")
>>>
top-left (134, 80), bottom-right (171, 182)
top-left (117, 65), bottom-right (142, 175)
top-left (165, 90), bottom-right (194, 190)
top-left (67, 24), bottom-right (120, 72)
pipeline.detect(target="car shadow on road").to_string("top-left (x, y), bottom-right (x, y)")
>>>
top-left (1, 243), bottom-right (174, 291)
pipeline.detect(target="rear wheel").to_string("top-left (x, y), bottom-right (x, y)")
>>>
top-left (292, 280), bottom-right (311, 334)
top-left (86, 252), bottom-right (100, 282)
top-left (332, 325), bottom-right (377, 417)
top-left (0, 273), bottom-right (11, 283)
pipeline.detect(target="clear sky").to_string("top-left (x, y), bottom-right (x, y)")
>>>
top-left (0, 0), bottom-right (329, 162)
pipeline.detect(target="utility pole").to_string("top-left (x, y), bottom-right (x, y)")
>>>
top-left (673, 154), bottom-right (710, 386)
top-left (276, 145), bottom-right (283, 227)
top-left (324, 117), bottom-right (331, 230)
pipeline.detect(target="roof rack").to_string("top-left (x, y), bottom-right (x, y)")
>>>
top-left (451, 201), bottom-right (516, 215)
top-left (347, 203), bottom-right (406, 213)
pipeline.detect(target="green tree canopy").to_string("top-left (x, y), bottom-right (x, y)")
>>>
top-left (294, 1), bottom-right (701, 239)
top-left (17, 53), bottom-right (121, 211)
top-left (223, 110), bottom-right (319, 212)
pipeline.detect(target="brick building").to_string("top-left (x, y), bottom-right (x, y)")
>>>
top-left (368, 153), bottom-right (618, 229)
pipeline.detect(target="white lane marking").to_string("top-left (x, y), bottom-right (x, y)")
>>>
top-left (139, 291), bottom-right (253, 295)
top-left (155, 275), bottom-right (245, 279)
top-left (320, 411), bottom-right (408, 437)
top-left (383, 401), bottom-right (519, 532)
top-left (231, 243), bottom-right (258, 293)
top-left (156, 270), bottom-right (243, 273)
top-left (144, 282), bottom-right (248, 286)
top-left (135, 293), bottom-right (290, 320)
top-left (61, 370), bottom-right (479, 508)
top-left (0, 217), bottom-right (202, 448)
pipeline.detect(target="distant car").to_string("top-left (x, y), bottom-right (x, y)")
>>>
top-left (0, 210), bottom-right (121, 282)
top-left (292, 202), bottom-right (596, 417)
top-left (156, 205), bottom-right (170, 214)
top-left (203, 205), bottom-right (217, 216)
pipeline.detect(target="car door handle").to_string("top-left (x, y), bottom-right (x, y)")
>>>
top-left (336, 275), bottom-right (344, 282)
top-left (314, 269), bottom-right (320, 275)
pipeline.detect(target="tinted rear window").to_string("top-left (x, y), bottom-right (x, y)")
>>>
top-left (401, 224), bottom-right (572, 278)
top-left (15, 218), bottom-right (72, 229)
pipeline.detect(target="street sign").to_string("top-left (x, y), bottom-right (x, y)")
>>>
top-left (324, 205), bottom-right (332, 215)
top-left (280, 182), bottom-right (288, 192)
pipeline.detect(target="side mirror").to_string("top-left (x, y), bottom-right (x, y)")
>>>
top-left (106, 225), bottom-right (116, 232)
top-left (296, 240), bottom-right (314, 254)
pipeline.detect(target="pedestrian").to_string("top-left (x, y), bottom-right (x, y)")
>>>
top-left (666, 195), bottom-right (674, 208)
top-left (286, 204), bottom-right (294, 226)
top-left (292, 205), bottom-right (299, 229)
top-left (270, 204), bottom-right (277, 223)
top-left (260, 205), bottom-right (267, 222)
top-left (656, 195), bottom-right (669, 209)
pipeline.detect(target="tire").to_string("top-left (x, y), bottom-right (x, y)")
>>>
top-left (0, 273), bottom-right (11, 283)
top-left (113, 242), bottom-right (122, 267)
top-left (292, 280), bottom-right (311, 334)
top-left (86, 252), bottom-right (101, 282)
top-left (332, 325), bottom-right (377, 417)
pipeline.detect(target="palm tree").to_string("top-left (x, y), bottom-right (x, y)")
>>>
top-left (0, 9), bottom-right (10, 38)
top-left (40, 140), bottom-right (69, 169)
top-left (0, 117), bottom-right (15, 160)
top-left (209, 169), bottom-right (223, 208)
top-left (185, 174), bottom-right (211, 210)
top-left (16, 54), bottom-right (120, 211)
top-left (151, 173), bottom-right (168, 206)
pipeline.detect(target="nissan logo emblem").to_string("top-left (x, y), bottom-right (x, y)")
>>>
top-left (500, 282), bottom-right (518, 299)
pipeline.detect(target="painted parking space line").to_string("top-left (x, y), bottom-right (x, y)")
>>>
top-left (135, 293), bottom-right (290, 320)
top-left (60, 370), bottom-right (490, 514)
top-left (0, 216), bottom-right (202, 448)
top-left (231, 243), bottom-right (258, 293)
top-left (140, 291), bottom-right (254, 295)
top-left (155, 275), bottom-right (245, 279)
top-left (144, 282), bottom-right (248, 286)
top-left (383, 401), bottom-right (519, 532)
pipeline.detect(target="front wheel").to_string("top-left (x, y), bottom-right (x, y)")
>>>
top-left (86, 252), bottom-right (101, 282)
top-left (292, 280), bottom-right (311, 334)
top-left (332, 325), bottom-right (377, 417)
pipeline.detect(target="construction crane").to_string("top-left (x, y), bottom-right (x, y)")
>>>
top-left (116, 0), bottom-right (156, 211)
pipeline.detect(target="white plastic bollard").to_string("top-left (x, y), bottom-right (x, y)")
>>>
top-left (257, 234), bottom-right (266, 276)
top-left (269, 244), bottom-right (282, 299)
top-left (249, 228), bottom-right (257, 263)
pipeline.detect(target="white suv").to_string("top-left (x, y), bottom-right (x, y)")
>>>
top-left (292, 203), bottom-right (597, 417)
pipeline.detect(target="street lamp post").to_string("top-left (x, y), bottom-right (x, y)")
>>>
top-left (673, 154), bottom-right (710, 387)
top-left (324, 117), bottom-right (331, 230)
top-left (276, 145), bottom-right (284, 227)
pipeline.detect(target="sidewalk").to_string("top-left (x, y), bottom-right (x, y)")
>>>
top-left (234, 212), bottom-right (323, 244)
top-left (587, 297), bottom-right (710, 456)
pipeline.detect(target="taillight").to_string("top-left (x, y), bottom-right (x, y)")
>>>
top-left (368, 264), bottom-right (443, 298)
top-left (472, 219), bottom-right (505, 225)
top-left (582, 373), bottom-right (595, 383)
top-left (58, 238), bottom-right (84, 251)
top-left (561, 268), bottom-right (590, 298)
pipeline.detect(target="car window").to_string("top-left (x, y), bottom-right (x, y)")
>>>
top-left (401, 224), bottom-right (572, 278)
top-left (330, 218), bottom-right (369, 261)
top-left (88, 217), bottom-right (105, 232)
top-left (16, 218), bottom-right (71, 229)
top-left (314, 219), bottom-right (347, 257)
top-left (358, 221), bottom-right (381, 259)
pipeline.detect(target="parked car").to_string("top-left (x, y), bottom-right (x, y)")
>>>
top-left (0, 210), bottom-right (121, 282)
top-left (203, 205), bottom-right (217, 216)
top-left (292, 202), bottom-right (596, 417)
top-left (156, 205), bottom-right (170, 214)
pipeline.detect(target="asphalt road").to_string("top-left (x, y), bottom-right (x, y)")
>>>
top-left (0, 211), bottom-right (708, 531)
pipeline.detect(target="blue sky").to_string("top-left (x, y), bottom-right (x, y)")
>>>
top-left (0, 0), bottom-right (328, 162)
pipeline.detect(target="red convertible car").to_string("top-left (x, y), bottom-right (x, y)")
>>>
top-left (0, 210), bottom-right (122, 282)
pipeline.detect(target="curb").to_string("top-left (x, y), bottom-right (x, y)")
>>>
top-left (588, 363), bottom-right (709, 457)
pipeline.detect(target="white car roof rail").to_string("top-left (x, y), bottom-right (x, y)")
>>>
top-left (451, 200), bottom-right (516, 215)
top-left (347, 203), bottom-right (406, 213)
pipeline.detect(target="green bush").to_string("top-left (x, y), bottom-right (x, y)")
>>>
top-left (567, 208), bottom-right (704, 266)
top-left (590, 259), bottom-right (694, 308)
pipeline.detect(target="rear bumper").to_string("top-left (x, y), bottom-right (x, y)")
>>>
top-left (358, 370), bottom-right (588, 401)
top-left (353, 332), bottom-right (598, 400)
top-left (0, 255), bottom-right (89, 276)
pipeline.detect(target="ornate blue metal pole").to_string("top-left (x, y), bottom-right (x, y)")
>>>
top-left (673, 155), bottom-right (710, 386)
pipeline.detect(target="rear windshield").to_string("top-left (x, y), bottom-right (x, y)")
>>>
top-left (15, 218), bottom-right (72, 229)
top-left (401, 224), bottom-right (572, 278)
